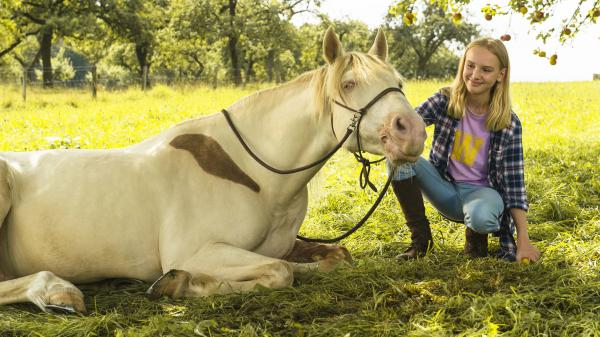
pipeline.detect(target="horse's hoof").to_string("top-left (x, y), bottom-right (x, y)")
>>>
top-left (339, 246), bottom-right (354, 265)
top-left (47, 287), bottom-right (87, 314)
top-left (147, 269), bottom-right (191, 300)
top-left (325, 246), bottom-right (354, 265)
top-left (44, 304), bottom-right (80, 315)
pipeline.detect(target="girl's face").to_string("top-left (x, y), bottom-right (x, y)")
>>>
top-left (462, 46), bottom-right (506, 97)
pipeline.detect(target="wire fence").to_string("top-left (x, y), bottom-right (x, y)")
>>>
top-left (0, 65), bottom-right (208, 102)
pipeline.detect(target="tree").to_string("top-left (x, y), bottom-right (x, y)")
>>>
top-left (0, 0), bottom-right (94, 87)
top-left (293, 16), bottom-right (372, 78)
top-left (389, 0), bottom-right (600, 64)
top-left (161, 0), bottom-right (319, 85)
top-left (210, 0), bottom-right (319, 85)
top-left (151, 0), bottom-right (230, 85)
top-left (319, 18), bottom-right (372, 51)
top-left (387, 2), bottom-right (478, 79)
top-left (92, 0), bottom-right (169, 79)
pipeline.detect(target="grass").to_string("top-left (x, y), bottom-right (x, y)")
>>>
top-left (0, 81), bottom-right (599, 336)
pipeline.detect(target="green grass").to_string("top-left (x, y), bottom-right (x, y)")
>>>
top-left (0, 81), bottom-right (599, 336)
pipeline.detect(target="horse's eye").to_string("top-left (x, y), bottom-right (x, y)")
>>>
top-left (343, 80), bottom-right (356, 91)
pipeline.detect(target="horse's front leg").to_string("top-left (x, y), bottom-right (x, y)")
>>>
top-left (0, 271), bottom-right (86, 314)
top-left (147, 243), bottom-right (294, 299)
top-left (284, 239), bottom-right (353, 273)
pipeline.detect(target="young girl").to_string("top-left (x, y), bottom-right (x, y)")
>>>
top-left (389, 37), bottom-right (540, 263)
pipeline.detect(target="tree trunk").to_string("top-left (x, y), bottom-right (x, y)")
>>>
top-left (416, 57), bottom-right (427, 79)
top-left (228, 35), bottom-right (241, 85)
top-left (267, 49), bottom-right (274, 82)
top-left (227, 0), bottom-right (241, 85)
top-left (135, 43), bottom-right (150, 88)
top-left (413, 46), bottom-right (431, 79)
top-left (39, 28), bottom-right (53, 88)
top-left (245, 59), bottom-right (255, 84)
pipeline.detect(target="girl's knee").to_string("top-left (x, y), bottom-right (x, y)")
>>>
top-left (388, 161), bottom-right (415, 181)
top-left (465, 211), bottom-right (500, 234)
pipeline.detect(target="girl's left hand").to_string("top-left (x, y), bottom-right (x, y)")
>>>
top-left (516, 241), bottom-right (540, 264)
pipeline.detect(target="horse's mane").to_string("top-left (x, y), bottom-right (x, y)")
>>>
top-left (235, 52), bottom-right (401, 120)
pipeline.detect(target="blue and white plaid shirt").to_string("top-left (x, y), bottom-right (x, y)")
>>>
top-left (415, 89), bottom-right (528, 261)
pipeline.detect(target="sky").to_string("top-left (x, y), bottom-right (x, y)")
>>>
top-left (292, 0), bottom-right (600, 82)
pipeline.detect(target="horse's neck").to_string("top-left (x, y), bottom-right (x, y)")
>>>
top-left (225, 81), bottom-right (336, 194)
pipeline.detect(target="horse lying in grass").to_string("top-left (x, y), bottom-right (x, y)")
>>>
top-left (0, 28), bottom-right (426, 314)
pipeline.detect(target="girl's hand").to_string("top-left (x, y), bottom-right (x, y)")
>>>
top-left (516, 241), bottom-right (540, 264)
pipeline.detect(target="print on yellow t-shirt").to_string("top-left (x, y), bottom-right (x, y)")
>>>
top-left (451, 130), bottom-right (484, 166)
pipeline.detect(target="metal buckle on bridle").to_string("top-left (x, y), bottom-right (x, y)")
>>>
top-left (348, 111), bottom-right (364, 131)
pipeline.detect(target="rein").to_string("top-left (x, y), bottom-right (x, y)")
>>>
top-left (221, 87), bottom-right (404, 243)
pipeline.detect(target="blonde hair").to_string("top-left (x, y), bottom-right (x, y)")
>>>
top-left (447, 37), bottom-right (512, 131)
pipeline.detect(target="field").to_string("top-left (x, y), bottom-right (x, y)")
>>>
top-left (0, 80), bottom-right (598, 336)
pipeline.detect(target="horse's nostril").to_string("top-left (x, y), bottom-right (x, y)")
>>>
top-left (395, 117), bottom-right (406, 132)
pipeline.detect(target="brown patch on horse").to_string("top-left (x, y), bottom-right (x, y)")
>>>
top-left (170, 134), bottom-right (260, 193)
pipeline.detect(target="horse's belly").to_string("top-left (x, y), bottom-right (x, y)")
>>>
top-left (2, 210), bottom-right (163, 282)
top-left (1, 154), bottom-right (166, 282)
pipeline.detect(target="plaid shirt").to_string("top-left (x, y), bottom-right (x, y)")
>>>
top-left (416, 89), bottom-right (528, 261)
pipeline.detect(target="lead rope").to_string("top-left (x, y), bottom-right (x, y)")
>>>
top-left (352, 114), bottom-right (385, 192)
top-left (296, 167), bottom-right (394, 243)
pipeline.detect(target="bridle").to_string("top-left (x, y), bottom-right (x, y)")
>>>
top-left (221, 86), bottom-right (404, 243)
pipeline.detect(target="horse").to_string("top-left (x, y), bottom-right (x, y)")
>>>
top-left (0, 28), bottom-right (426, 314)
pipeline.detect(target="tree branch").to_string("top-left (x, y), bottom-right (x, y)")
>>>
top-left (17, 11), bottom-right (46, 25)
top-left (0, 39), bottom-right (23, 59)
top-left (0, 28), bottom-right (41, 59)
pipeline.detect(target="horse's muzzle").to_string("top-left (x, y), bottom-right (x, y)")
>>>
top-left (381, 114), bottom-right (426, 163)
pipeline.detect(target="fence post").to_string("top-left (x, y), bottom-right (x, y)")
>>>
top-left (21, 67), bottom-right (27, 102)
top-left (142, 65), bottom-right (148, 91)
top-left (91, 65), bottom-right (97, 99)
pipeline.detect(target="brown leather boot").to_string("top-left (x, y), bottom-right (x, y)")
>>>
top-left (392, 179), bottom-right (433, 260)
top-left (464, 227), bottom-right (488, 258)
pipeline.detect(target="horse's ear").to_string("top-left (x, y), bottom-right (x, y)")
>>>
top-left (323, 27), bottom-right (344, 64)
top-left (368, 29), bottom-right (388, 61)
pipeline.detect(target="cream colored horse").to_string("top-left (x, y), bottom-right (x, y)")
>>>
top-left (0, 28), bottom-right (426, 314)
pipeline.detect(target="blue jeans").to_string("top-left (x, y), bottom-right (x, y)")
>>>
top-left (388, 158), bottom-right (504, 234)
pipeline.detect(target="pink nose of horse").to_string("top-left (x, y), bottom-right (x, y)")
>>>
top-left (390, 114), bottom-right (427, 158)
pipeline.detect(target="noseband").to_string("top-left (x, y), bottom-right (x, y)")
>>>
top-left (221, 86), bottom-right (404, 243)
top-left (331, 87), bottom-right (404, 192)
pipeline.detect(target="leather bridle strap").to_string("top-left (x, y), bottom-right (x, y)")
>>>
top-left (222, 109), bottom-right (354, 174)
top-left (221, 86), bottom-right (404, 175)
top-left (221, 86), bottom-right (405, 244)
top-left (332, 87), bottom-right (404, 192)
top-left (332, 87), bottom-right (404, 115)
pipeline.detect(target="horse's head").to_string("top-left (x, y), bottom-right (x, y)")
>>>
top-left (321, 27), bottom-right (426, 164)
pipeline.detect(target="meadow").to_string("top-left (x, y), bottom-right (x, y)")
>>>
top-left (0, 80), bottom-right (598, 336)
